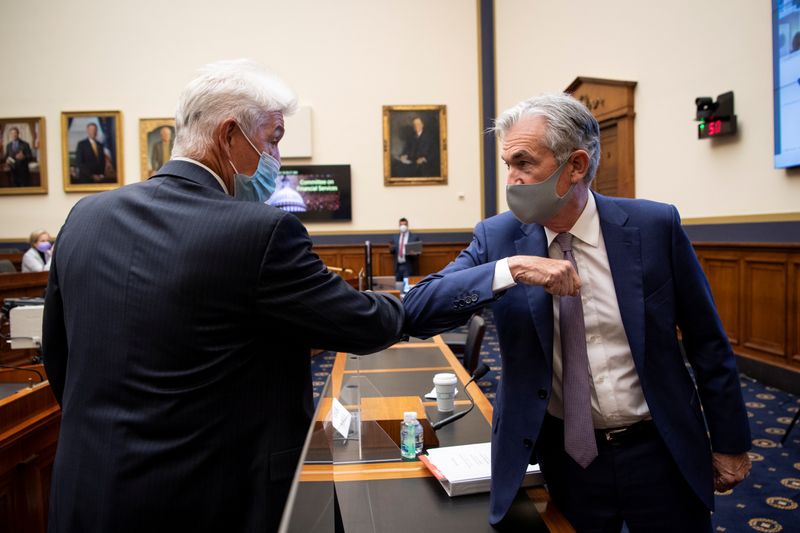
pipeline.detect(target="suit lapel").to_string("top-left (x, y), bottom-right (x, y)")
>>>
top-left (595, 195), bottom-right (646, 370)
top-left (514, 224), bottom-right (553, 371)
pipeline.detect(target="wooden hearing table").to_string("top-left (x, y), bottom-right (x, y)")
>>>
top-left (279, 336), bottom-right (573, 533)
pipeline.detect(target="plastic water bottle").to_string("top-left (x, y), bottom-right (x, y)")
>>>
top-left (400, 411), bottom-right (423, 460)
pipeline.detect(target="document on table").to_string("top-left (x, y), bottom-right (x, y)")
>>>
top-left (420, 442), bottom-right (543, 496)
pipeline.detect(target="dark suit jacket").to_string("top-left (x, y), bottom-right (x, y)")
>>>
top-left (42, 160), bottom-right (404, 533)
top-left (389, 231), bottom-right (421, 274)
top-left (74, 138), bottom-right (106, 180)
top-left (4, 139), bottom-right (32, 185)
top-left (402, 193), bottom-right (750, 524)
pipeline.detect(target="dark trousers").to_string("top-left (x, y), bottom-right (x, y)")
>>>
top-left (535, 415), bottom-right (711, 533)
top-left (395, 261), bottom-right (414, 281)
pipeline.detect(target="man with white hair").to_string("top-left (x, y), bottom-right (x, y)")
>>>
top-left (43, 59), bottom-right (404, 533)
top-left (403, 93), bottom-right (751, 532)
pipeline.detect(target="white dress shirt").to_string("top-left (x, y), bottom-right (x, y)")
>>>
top-left (493, 193), bottom-right (650, 428)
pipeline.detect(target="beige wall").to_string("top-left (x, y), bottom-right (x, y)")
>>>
top-left (2, 1), bottom-right (796, 242)
top-left (0, 0), bottom-right (481, 240)
top-left (495, 0), bottom-right (800, 220)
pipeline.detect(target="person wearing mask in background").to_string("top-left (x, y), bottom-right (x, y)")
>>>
top-left (390, 216), bottom-right (421, 282)
top-left (42, 59), bottom-right (405, 533)
top-left (403, 93), bottom-right (750, 532)
top-left (22, 229), bottom-right (52, 272)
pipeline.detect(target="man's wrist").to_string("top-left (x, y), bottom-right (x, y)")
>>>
top-left (492, 258), bottom-right (516, 292)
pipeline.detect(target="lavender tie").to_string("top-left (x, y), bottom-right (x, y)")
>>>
top-left (555, 232), bottom-right (598, 468)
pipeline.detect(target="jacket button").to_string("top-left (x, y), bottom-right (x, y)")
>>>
top-left (523, 438), bottom-right (533, 448)
top-left (538, 389), bottom-right (547, 400)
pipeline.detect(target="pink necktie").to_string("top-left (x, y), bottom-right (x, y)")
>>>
top-left (555, 232), bottom-right (598, 468)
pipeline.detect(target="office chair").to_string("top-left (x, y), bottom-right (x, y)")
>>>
top-left (461, 314), bottom-right (486, 375)
top-left (442, 308), bottom-right (484, 355)
top-left (0, 260), bottom-right (16, 273)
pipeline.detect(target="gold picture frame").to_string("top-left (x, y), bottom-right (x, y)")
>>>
top-left (139, 118), bottom-right (175, 180)
top-left (61, 111), bottom-right (123, 192)
top-left (0, 116), bottom-right (48, 195)
top-left (383, 105), bottom-right (447, 186)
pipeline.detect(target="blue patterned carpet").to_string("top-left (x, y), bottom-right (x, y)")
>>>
top-left (310, 310), bottom-right (800, 532)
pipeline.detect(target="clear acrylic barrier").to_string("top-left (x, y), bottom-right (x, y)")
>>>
top-left (322, 355), bottom-right (402, 464)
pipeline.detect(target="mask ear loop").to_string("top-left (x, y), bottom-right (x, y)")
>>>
top-left (236, 122), bottom-right (262, 155)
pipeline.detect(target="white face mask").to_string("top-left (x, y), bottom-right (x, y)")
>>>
top-left (399, 224), bottom-right (409, 234)
top-left (505, 156), bottom-right (574, 225)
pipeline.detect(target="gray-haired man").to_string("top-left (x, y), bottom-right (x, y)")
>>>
top-left (43, 59), bottom-right (404, 533)
top-left (403, 93), bottom-right (750, 532)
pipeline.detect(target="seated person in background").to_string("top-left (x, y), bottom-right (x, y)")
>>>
top-left (22, 229), bottom-right (52, 272)
top-left (389, 217), bottom-right (421, 281)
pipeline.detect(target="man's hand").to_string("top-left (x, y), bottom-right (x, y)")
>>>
top-left (712, 451), bottom-right (751, 492)
top-left (507, 255), bottom-right (581, 297)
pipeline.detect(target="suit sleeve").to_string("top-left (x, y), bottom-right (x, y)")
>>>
top-left (255, 213), bottom-right (404, 355)
top-left (42, 244), bottom-right (68, 405)
top-left (670, 205), bottom-right (751, 453)
top-left (402, 221), bottom-right (498, 337)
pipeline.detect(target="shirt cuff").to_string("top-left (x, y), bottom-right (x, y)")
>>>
top-left (492, 258), bottom-right (516, 293)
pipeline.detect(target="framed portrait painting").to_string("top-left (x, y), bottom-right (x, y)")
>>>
top-left (61, 111), bottom-right (123, 192)
top-left (0, 117), bottom-right (47, 195)
top-left (139, 118), bottom-right (175, 180)
top-left (383, 105), bottom-right (447, 186)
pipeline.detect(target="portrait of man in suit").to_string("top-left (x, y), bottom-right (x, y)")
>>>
top-left (43, 59), bottom-right (404, 533)
top-left (149, 125), bottom-right (174, 176)
top-left (0, 118), bottom-right (46, 192)
top-left (2, 126), bottom-right (33, 187)
top-left (384, 105), bottom-right (446, 185)
top-left (403, 93), bottom-right (751, 532)
top-left (74, 123), bottom-right (109, 182)
top-left (397, 117), bottom-right (435, 176)
top-left (64, 112), bottom-right (122, 191)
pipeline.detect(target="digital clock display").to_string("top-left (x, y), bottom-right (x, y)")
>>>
top-left (698, 116), bottom-right (737, 139)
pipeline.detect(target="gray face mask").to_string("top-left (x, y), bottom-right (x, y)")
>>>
top-left (506, 157), bottom-right (574, 225)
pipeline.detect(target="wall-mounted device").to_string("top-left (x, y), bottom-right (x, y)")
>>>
top-left (695, 91), bottom-right (737, 139)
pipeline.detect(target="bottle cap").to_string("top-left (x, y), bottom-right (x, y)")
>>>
top-left (403, 411), bottom-right (418, 423)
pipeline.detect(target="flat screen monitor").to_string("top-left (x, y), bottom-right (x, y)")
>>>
top-left (268, 164), bottom-right (352, 222)
top-left (773, 0), bottom-right (800, 168)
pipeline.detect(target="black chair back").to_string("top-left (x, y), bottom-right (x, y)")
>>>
top-left (462, 314), bottom-right (486, 375)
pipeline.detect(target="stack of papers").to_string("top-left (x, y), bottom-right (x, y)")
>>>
top-left (419, 441), bottom-right (543, 497)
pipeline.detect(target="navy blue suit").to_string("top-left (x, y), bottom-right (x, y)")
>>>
top-left (389, 231), bottom-right (421, 281)
top-left (43, 160), bottom-right (404, 533)
top-left (403, 194), bottom-right (750, 525)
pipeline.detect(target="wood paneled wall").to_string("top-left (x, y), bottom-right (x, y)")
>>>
top-left (315, 240), bottom-right (800, 375)
top-left (694, 243), bottom-right (800, 372)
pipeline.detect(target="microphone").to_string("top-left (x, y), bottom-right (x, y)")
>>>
top-left (432, 363), bottom-right (491, 431)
